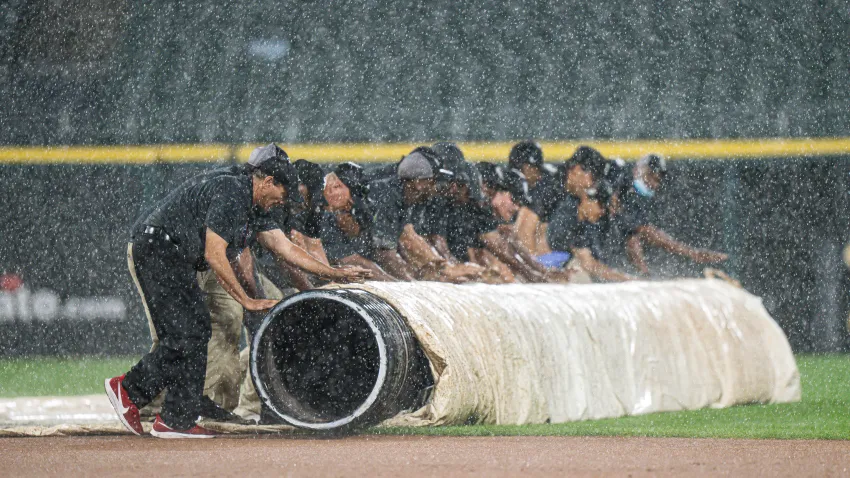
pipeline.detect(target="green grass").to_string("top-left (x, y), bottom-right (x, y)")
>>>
top-left (373, 355), bottom-right (850, 440)
top-left (0, 357), bottom-right (138, 397)
top-left (0, 355), bottom-right (847, 439)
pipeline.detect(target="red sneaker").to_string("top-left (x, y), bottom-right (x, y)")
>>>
top-left (150, 415), bottom-right (217, 439)
top-left (104, 375), bottom-right (144, 436)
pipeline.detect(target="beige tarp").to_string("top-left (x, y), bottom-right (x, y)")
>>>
top-left (329, 279), bottom-right (800, 427)
top-left (0, 278), bottom-right (799, 435)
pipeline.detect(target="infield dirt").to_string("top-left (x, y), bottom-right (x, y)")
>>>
top-left (1, 435), bottom-right (847, 477)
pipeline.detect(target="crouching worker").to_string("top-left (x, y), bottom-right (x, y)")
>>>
top-left (105, 144), bottom-right (370, 439)
top-left (548, 187), bottom-right (637, 282)
top-left (321, 162), bottom-right (397, 280)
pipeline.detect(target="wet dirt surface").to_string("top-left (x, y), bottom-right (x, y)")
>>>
top-left (2, 434), bottom-right (848, 477)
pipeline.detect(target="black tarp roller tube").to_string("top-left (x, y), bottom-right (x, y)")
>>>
top-left (250, 288), bottom-right (432, 431)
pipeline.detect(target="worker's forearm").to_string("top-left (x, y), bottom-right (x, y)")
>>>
top-left (206, 248), bottom-right (251, 306)
top-left (259, 230), bottom-right (339, 279)
top-left (639, 225), bottom-right (702, 257)
top-left (399, 225), bottom-right (443, 266)
top-left (234, 249), bottom-right (260, 297)
top-left (500, 228), bottom-right (548, 273)
top-left (515, 208), bottom-right (539, 253)
top-left (625, 235), bottom-right (651, 275)
top-left (482, 232), bottom-right (537, 278)
top-left (305, 237), bottom-right (330, 266)
top-left (429, 235), bottom-right (458, 264)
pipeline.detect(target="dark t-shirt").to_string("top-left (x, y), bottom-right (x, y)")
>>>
top-left (445, 203), bottom-right (499, 261)
top-left (136, 173), bottom-right (255, 267)
top-left (367, 176), bottom-right (409, 250)
top-left (615, 186), bottom-right (653, 237)
top-left (321, 195), bottom-right (374, 261)
top-left (573, 221), bottom-right (605, 259)
top-left (545, 195), bottom-right (581, 252)
top-left (409, 197), bottom-right (448, 238)
top-left (529, 172), bottom-right (562, 222)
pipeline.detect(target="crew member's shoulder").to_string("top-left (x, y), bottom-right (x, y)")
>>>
top-left (367, 176), bottom-right (401, 197)
top-left (205, 173), bottom-right (250, 191)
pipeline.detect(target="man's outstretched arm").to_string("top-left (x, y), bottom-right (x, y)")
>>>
top-left (257, 228), bottom-right (371, 282)
top-left (636, 225), bottom-right (728, 263)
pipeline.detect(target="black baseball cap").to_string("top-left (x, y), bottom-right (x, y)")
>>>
top-left (502, 168), bottom-right (532, 206)
top-left (565, 145), bottom-right (607, 182)
top-left (333, 161), bottom-right (369, 199)
top-left (640, 153), bottom-right (668, 178)
top-left (508, 140), bottom-right (544, 170)
top-left (431, 142), bottom-right (465, 170)
top-left (247, 143), bottom-right (302, 202)
top-left (477, 162), bottom-right (531, 206)
top-left (604, 158), bottom-right (630, 197)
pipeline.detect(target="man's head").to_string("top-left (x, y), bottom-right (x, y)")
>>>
top-left (562, 146), bottom-right (607, 197)
top-left (397, 146), bottom-right (452, 203)
top-left (633, 153), bottom-right (668, 197)
top-left (508, 140), bottom-right (544, 186)
top-left (432, 142), bottom-right (483, 204)
top-left (247, 144), bottom-right (300, 211)
top-left (324, 162), bottom-right (368, 211)
top-left (478, 162), bottom-right (531, 205)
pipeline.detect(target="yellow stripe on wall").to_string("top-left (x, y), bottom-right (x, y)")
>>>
top-left (2, 138), bottom-right (850, 164)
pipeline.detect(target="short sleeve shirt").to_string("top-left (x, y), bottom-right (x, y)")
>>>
top-left (409, 197), bottom-right (448, 238)
top-left (138, 174), bottom-right (254, 266)
top-left (366, 176), bottom-right (407, 250)
top-left (573, 221), bottom-right (605, 259)
top-left (529, 173), bottom-right (563, 223)
top-left (545, 195), bottom-right (581, 252)
top-left (445, 203), bottom-right (499, 261)
top-left (616, 187), bottom-right (653, 237)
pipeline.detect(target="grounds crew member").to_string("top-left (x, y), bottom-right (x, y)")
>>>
top-left (534, 146), bottom-right (607, 275)
top-left (548, 186), bottom-right (637, 282)
top-left (105, 144), bottom-right (369, 438)
top-left (511, 141), bottom-right (562, 255)
top-left (289, 159), bottom-right (329, 265)
top-left (321, 162), bottom-right (397, 280)
top-left (368, 147), bottom-right (476, 282)
top-left (199, 154), bottom-right (322, 418)
top-left (431, 144), bottom-right (552, 283)
top-left (477, 162), bottom-right (566, 281)
top-left (607, 153), bottom-right (728, 276)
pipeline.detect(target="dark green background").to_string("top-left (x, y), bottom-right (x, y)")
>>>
top-left (1, 0), bottom-right (847, 144)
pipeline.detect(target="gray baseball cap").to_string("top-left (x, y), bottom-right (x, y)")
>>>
top-left (397, 147), bottom-right (454, 181)
top-left (397, 151), bottom-right (435, 180)
top-left (248, 143), bottom-right (289, 167)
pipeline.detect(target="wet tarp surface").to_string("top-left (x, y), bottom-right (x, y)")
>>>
top-left (331, 279), bottom-right (800, 426)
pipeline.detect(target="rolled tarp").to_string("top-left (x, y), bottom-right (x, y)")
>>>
top-left (252, 279), bottom-right (800, 430)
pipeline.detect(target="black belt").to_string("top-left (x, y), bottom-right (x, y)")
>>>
top-left (137, 225), bottom-right (180, 246)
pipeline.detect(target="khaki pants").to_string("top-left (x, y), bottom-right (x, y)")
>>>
top-left (196, 269), bottom-right (288, 413)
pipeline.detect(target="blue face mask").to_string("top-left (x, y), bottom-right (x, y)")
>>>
top-left (633, 179), bottom-right (655, 198)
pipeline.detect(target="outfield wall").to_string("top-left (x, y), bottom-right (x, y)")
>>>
top-left (1, 140), bottom-right (849, 355)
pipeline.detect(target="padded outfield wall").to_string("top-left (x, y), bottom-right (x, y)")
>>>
top-left (1, 139), bottom-right (849, 356)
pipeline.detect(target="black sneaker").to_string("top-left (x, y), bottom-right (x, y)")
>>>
top-left (200, 396), bottom-right (252, 425)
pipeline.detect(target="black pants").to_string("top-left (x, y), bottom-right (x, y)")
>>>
top-left (123, 236), bottom-right (211, 430)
